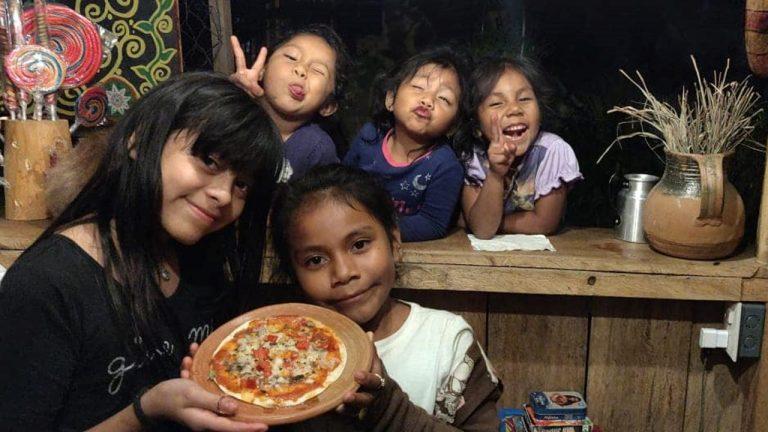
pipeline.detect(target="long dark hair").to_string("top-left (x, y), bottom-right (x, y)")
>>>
top-left (368, 46), bottom-right (470, 153)
top-left (465, 55), bottom-right (552, 155)
top-left (270, 164), bottom-right (397, 282)
top-left (38, 72), bottom-right (283, 365)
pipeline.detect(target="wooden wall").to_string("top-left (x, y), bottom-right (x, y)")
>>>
top-left (394, 289), bottom-right (760, 432)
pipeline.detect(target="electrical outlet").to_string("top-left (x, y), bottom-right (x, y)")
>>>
top-left (738, 303), bottom-right (765, 359)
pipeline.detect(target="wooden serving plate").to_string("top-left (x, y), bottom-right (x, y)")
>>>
top-left (191, 303), bottom-right (373, 425)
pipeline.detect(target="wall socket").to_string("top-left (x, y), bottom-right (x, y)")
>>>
top-left (738, 303), bottom-right (765, 359)
top-left (724, 302), bottom-right (765, 361)
top-left (700, 302), bottom-right (765, 362)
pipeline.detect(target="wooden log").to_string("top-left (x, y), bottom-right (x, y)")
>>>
top-left (209, 0), bottom-right (234, 74)
top-left (3, 119), bottom-right (71, 220)
top-left (756, 140), bottom-right (768, 264)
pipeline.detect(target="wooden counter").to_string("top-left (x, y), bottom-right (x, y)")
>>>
top-left (1, 221), bottom-right (767, 432)
top-left (398, 228), bottom-right (767, 302)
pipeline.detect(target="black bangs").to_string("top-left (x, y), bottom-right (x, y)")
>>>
top-left (175, 79), bottom-right (283, 184)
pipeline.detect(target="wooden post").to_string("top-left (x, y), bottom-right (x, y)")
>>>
top-left (209, 0), bottom-right (233, 74)
top-left (3, 119), bottom-right (71, 220)
top-left (757, 145), bottom-right (768, 264)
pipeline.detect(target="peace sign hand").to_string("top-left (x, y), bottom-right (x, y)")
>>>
top-left (230, 36), bottom-right (267, 99)
top-left (487, 114), bottom-right (516, 178)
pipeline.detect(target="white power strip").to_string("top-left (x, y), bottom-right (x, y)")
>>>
top-left (698, 303), bottom-right (742, 362)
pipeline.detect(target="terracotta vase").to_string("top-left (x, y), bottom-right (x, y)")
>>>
top-left (746, 0), bottom-right (768, 78)
top-left (642, 151), bottom-right (744, 260)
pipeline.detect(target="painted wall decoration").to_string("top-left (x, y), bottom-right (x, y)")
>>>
top-left (48, 0), bottom-right (180, 120)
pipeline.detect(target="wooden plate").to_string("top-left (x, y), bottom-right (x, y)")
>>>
top-left (191, 303), bottom-right (373, 425)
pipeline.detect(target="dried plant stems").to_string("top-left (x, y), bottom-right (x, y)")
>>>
top-left (598, 56), bottom-right (763, 163)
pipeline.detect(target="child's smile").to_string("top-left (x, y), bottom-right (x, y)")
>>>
top-left (478, 67), bottom-right (541, 157)
top-left (288, 199), bottom-right (399, 329)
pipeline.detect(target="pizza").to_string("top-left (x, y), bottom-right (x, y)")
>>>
top-left (209, 315), bottom-right (347, 407)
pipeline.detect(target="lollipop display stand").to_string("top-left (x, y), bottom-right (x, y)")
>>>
top-left (3, 119), bottom-right (71, 220)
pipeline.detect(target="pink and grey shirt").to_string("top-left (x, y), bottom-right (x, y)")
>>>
top-left (464, 131), bottom-right (583, 214)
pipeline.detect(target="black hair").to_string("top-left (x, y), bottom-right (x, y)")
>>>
top-left (37, 72), bottom-right (283, 372)
top-left (368, 46), bottom-right (470, 154)
top-left (463, 55), bottom-right (552, 156)
top-left (268, 23), bottom-right (352, 105)
top-left (270, 164), bottom-right (397, 282)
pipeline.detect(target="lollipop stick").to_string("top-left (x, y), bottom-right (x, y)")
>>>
top-left (45, 93), bottom-right (56, 120)
top-left (68, 118), bottom-right (80, 134)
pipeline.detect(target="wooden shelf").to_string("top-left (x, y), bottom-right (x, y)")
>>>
top-left (397, 228), bottom-right (767, 302)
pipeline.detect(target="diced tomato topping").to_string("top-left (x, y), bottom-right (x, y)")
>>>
top-left (311, 332), bottom-right (330, 350)
top-left (253, 347), bottom-right (269, 361)
top-left (266, 334), bottom-right (278, 343)
top-left (296, 339), bottom-right (309, 350)
top-left (244, 378), bottom-right (257, 389)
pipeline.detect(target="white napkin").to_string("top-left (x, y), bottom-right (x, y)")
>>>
top-left (467, 234), bottom-right (556, 252)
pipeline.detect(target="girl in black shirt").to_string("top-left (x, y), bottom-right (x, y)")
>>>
top-left (0, 73), bottom-right (282, 431)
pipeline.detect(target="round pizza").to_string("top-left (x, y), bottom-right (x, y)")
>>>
top-left (209, 315), bottom-right (347, 407)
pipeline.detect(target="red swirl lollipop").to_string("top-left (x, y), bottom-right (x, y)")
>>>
top-left (22, 4), bottom-right (102, 88)
top-left (75, 85), bottom-right (107, 127)
top-left (5, 45), bottom-right (65, 93)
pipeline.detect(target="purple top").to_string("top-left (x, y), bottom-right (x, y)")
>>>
top-left (464, 131), bottom-right (583, 214)
top-left (281, 122), bottom-right (339, 181)
top-left (344, 123), bottom-right (464, 242)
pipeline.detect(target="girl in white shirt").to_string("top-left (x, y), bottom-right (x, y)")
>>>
top-left (270, 164), bottom-right (502, 431)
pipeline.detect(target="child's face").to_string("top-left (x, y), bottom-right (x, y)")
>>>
top-left (386, 63), bottom-right (460, 140)
top-left (477, 67), bottom-right (540, 157)
top-left (159, 130), bottom-right (251, 245)
top-left (261, 34), bottom-right (338, 121)
top-left (288, 199), bottom-right (400, 327)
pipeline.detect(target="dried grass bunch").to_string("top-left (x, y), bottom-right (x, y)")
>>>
top-left (598, 56), bottom-right (763, 163)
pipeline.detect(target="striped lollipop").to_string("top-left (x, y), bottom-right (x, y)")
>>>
top-left (5, 45), bottom-right (65, 94)
top-left (74, 85), bottom-right (107, 128)
top-left (22, 4), bottom-right (102, 89)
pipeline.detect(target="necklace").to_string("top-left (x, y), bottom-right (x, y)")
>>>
top-left (159, 265), bottom-right (171, 282)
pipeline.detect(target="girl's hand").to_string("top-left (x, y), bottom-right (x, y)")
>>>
top-left (487, 114), bottom-right (516, 178)
top-left (336, 332), bottom-right (386, 416)
top-left (142, 379), bottom-right (268, 432)
top-left (180, 342), bottom-right (199, 379)
top-left (230, 36), bottom-right (268, 99)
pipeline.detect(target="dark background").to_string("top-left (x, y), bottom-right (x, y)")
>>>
top-left (182, 0), bottom-right (767, 241)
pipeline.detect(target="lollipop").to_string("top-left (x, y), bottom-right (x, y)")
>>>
top-left (5, 45), bottom-right (65, 94)
top-left (22, 4), bottom-right (102, 89)
top-left (102, 75), bottom-right (138, 121)
top-left (69, 85), bottom-right (107, 133)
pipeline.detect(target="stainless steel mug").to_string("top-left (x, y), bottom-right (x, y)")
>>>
top-left (613, 173), bottom-right (659, 243)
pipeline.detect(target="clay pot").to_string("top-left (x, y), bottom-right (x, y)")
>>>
top-left (746, 0), bottom-right (768, 77)
top-left (643, 151), bottom-right (744, 260)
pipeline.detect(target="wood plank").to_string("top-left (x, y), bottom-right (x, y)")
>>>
top-left (487, 294), bottom-right (589, 408)
top-left (209, 0), bottom-right (234, 74)
top-left (402, 229), bottom-right (758, 278)
top-left (741, 302), bottom-right (768, 432)
top-left (683, 302), bottom-right (745, 432)
top-left (586, 299), bottom-right (692, 431)
top-left (398, 263), bottom-right (743, 301)
top-left (742, 278), bottom-right (768, 301)
top-left (393, 288), bottom-right (488, 348)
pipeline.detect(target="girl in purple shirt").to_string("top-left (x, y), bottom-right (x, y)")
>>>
top-left (461, 56), bottom-right (582, 238)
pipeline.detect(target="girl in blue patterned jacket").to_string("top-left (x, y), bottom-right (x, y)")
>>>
top-left (343, 47), bottom-right (468, 242)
